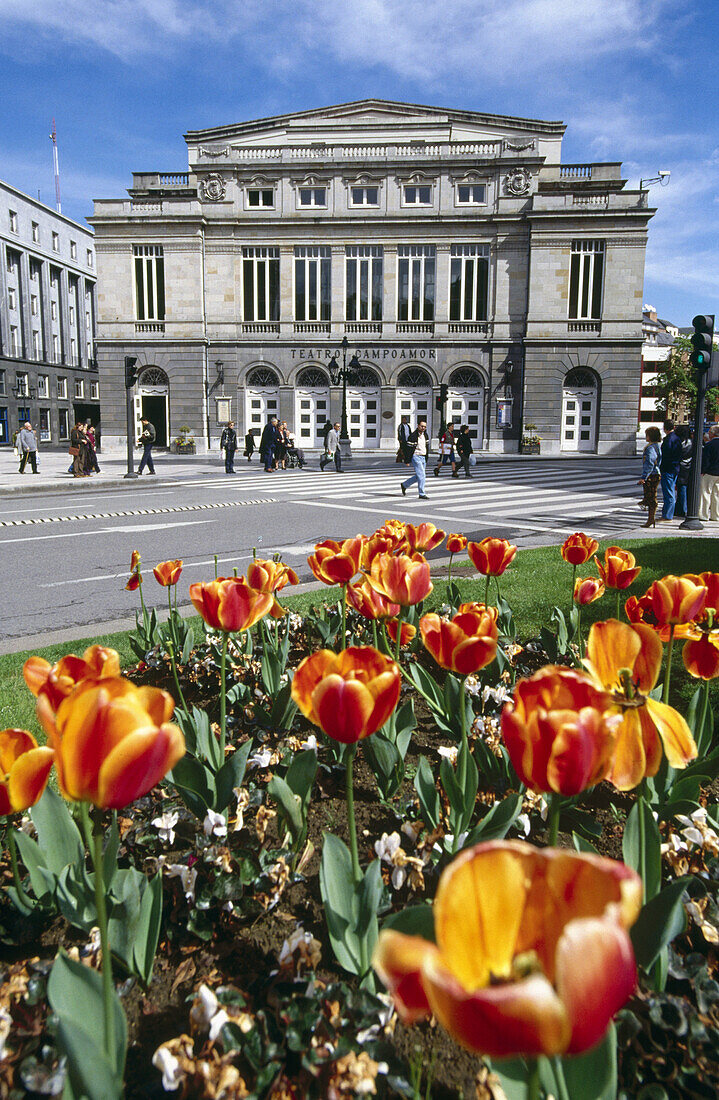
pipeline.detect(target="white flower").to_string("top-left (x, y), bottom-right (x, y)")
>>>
top-left (209, 1008), bottom-right (230, 1043)
top-left (374, 831), bottom-right (402, 862)
top-left (300, 733), bottom-right (318, 752)
top-left (164, 863), bottom-right (198, 901)
top-left (203, 810), bottom-right (227, 839)
top-left (682, 826), bottom-right (705, 847)
top-left (152, 1046), bottom-right (184, 1091)
top-left (278, 925), bottom-right (322, 972)
top-left (190, 984), bottom-right (219, 1030)
top-left (248, 747), bottom-right (273, 769)
top-left (438, 745), bottom-right (458, 766)
top-left (0, 1007), bottom-right (11, 1061)
top-left (441, 831), bottom-right (469, 853)
top-left (517, 813), bottom-right (531, 837)
top-left (152, 811), bottom-right (179, 845)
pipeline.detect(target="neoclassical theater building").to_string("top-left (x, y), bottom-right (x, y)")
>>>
top-left (90, 100), bottom-right (654, 454)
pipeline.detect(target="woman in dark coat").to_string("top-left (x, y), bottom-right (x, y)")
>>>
top-left (456, 425), bottom-right (474, 478)
top-left (638, 425), bottom-right (662, 527)
top-left (674, 424), bottom-right (693, 517)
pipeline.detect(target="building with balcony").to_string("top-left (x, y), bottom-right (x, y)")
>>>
top-left (0, 180), bottom-right (98, 448)
top-left (90, 100), bottom-right (653, 455)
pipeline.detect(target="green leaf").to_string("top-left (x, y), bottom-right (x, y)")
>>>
top-left (267, 775), bottom-right (304, 839)
top-left (382, 903), bottom-right (435, 942)
top-left (362, 734), bottom-right (400, 797)
top-left (30, 787), bottom-right (84, 876)
top-left (356, 859), bottom-right (382, 942)
top-left (630, 877), bottom-right (692, 971)
top-left (405, 662), bottom-right (444, 712)
top-left (48, 949), bottom-right (127, 1086)
top-left (623, 798), bottom-right (661, 902)
top-left (107, 867), bottom-right (147, 976)
top-left (12, 831), bottom-right (56, 904)
top-left (414, 756), bottom-right (439, 829)
top-left (285, 749), bottom-right (318, 808)
top-left (572, 832), bottom-right (599, 854)
top-left (133, 872), bottom-right (162, 986)
top-left (56, 863), bottom-right (97, 933)
top-left (488, 1059), bottom-right (530, 1100)
top-left (543, 1026), bottom-right (617, 1100)
top-left (103, 814), bottom-right (120, 889)
top-left (214, 739), bottom-right (253, 812)
top-left (465, 793), bottom-right (523, 845)
top-left (168, 753), bottom-right (212, 817)
top-left (319, 833), bottom-right (362, 975)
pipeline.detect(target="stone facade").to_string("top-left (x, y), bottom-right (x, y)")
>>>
top-left (0, 180), bottom-right (98, 448)
top-left (90, 100), bottom-right (653, 456)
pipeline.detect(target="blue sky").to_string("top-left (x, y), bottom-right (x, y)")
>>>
top-left (1, 0), bottom-right (717, 325)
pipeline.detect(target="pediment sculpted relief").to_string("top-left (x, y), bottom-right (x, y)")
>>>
top-left (199, 174), bottom-right (227, 202)
top-left (504, 167), bottom-right (532, 196)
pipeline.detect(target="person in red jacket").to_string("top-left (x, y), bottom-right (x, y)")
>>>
top-left (433, 421), bottom-right (458, 478)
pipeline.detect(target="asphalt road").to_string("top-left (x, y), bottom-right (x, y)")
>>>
top-left (0, 455), bottom-right (663, 649)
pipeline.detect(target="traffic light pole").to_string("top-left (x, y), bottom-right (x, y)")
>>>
top-left (679, 368), bottom-right (707, 531)
top-left (124, 355), bottom-right (139, 480)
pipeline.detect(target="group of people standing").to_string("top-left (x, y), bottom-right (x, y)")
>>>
top-left (242, 418), bottom-right (306, 474)
top-left (397, 418), bottom-right (475, 498)
top-left (68, 420), bottom-right (101, 477)
top-left (639, 417), bottom-right (719, 525)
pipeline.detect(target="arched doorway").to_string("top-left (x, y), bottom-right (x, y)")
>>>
top-left (396, 366), bottom-right (433, 438)
top-left (346, 366), bottom-right (381, 449)
top-left (295, 366), bottom-right (330, 449)
top-left (447, 366), bottom-right (485, 448)
top-left (561, 368), bottom-right (598, 451)
top-left (137, 367), bottom-right (169, 448)
top-left (245, 366), bottom-right (280, 443)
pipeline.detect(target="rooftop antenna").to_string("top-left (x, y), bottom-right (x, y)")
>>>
top-left (50, 118), bottom-right (61, 213)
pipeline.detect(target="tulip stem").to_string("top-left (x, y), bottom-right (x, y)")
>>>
top-left (484, 574), bottom-right (490, 608)
top-left (447, 552), bottom-right (453, 586)
top-left (698, 678), bottom-right (710, 752)
top-left (546, 795), bottom-right (561, 846)
top-left (83, 804), bottom-right (116, 1067)
top-left (662, 624), bottom-right (675, 705)
top-left (549, 1057), bottom-right (571, 1100)
top-left (395, 607), bottom-right (405, 663)
top-left (340, 584), bottom-right (347, 651)
top-left (616, 588), bottom-right (621, 620)
top-left (576, 605), bottom-right (584, 663)
top-left (453, 676), bottom-right (469, 855)
top-left (345, 744), bottom-right (368, 977)
top-left (219, 632), bottom-right (229, 758)
top-left (371, 619), bottom-right (379, 650)
top-left (527, 1060), bottom-right (541, 1100)
top-left (137, 577), bottom-right (149, 629)
top-left (495, 576), bottom-right (502, 607)
top-left (167, 588), bottom-right (188, 714)
top-left (7, 825), bottom-right (34, 910)
top-left (571, 563), bottom-right (577, 609)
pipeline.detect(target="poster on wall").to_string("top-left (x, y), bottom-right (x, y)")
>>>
top-left (216, 397), bottom-right (232, 423)
top-left (496, 396), bottom-right (513, 429)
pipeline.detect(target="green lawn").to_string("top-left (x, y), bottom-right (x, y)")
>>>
top-left (2, 536), bottom-right (716, 741)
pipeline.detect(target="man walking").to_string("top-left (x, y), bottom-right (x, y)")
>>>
top-left (659, 419), bottom-right (682, 521)
top-left (320, 422), bottom-right (344, 472)
top-left (137, 417), bottom-right (156, 475)
top-left (220, 421), bottom-right (238, 474)
top-left (397, 415), bottom-right (411, 464)
top-left (17, 421), bottom-right (38, 474)
top-left (456, 424), bottom-right (473, 478)
top-left (400, 419), bottom-right (429, 499)
top-left (260, 416), bottom-right (280, 472)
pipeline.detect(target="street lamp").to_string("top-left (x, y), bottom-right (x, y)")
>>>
top-left (327, 335), bottom-right (361, 459)
top-left (204, 359), bottom-right (225, 448)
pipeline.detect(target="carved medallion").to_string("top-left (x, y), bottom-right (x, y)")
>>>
top-left (199, 174), bottom-right (227, 202)
top-left (504, 167), bottom-right (532, 196)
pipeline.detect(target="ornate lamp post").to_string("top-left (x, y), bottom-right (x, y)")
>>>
top-left (327, 336), bottom-right (361, 460)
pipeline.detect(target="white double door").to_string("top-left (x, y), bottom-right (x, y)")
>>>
top-left (347, 388), bottom-right (381, 448)
top-left (295, 388), bottom-right (330, 448)
top-left (447, 387), bottom-right (484, 446)
top-left (396, 388), bottom-right (432, 438)
top-left (245, 388), bottom-right (279, 440)
top-left (561, 387), bottom-right (597, 451)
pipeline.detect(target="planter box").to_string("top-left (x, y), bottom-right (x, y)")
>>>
top-left (520, 441), bottom-right (541, 455)
top-left (175, 442), bottom-right (196, 454)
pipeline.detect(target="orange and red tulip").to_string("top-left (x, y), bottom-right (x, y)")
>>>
top-left (360, 534), bottom-right (398, 571)
top-left (39, 677), bottom-right (185, 810)
top-left (501, 666), bottom-right (619, 795)
top-left (373, 841), bottom-right (641, 1058)
top-left (561, 532), bottom-right (599, 566)
top-left (371, 520), bottom-right (408, 553)
top-left (307, 537), bottom-right (364, 586)
top-left (682, 631), bottom-right (719, 681)
top-left (246, 559), bottom-right (299, 616)
top-left (467, 537), bottom-right (517, 577)
top-left (404, 523), bottom-right (446, 554)
top-left (684, 571), bottom-right (719, 620)
top-left (291, 646), bottom-right (400, 744)
top-left (125, 571), bottom-right (142, 592)
top-left (24, 646), bottom-right (122, 714)
top-left (153, 559), bottom-right (183, 587)
top-left (367, 552), bottom-right (433, 607)
top-left (0, 729), bottom-right (54, 815)
top-left (189, 577), bottom-right (273, 633)
top-left (347, 577), bottom-right (400, 621)
top-left (637, 575), bottom-right (707, 627)
top-left (573, 576), bottom-right (605, 605)
top-left (595, 546), bottom-right (641, 591)
top-left (386, 619), bottom-right (417, 648)
top-left (446, 533), bottom-right (468, 555)
top-left (420, 602), bottom-right (498, 676)
top-left (585, 619), bottom-right (698, 790)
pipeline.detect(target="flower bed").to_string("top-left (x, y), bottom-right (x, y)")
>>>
top-left (1, 533), bottom-right (718, 1100)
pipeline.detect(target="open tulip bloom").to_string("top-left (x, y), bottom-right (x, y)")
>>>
top-left (24, 645), bottom-right (122, 714)
top-left (373, 841), bottom-right (642, 1063)
top-left (420, 602), bottom-right (498, 677)
top-left (404, 522), bottom-right (446, 554)
top-left (633, 576), bottom-right (708, 702)
top-left (153, 559), bottom-right (183, 588)
top-left (561, 533), bottom-right (600, 607)
top-left (0, 727), bottom-right (54, 815)
top-left (467, 537), bottom-right (517, 605)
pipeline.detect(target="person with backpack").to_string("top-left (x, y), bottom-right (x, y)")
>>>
top-left (137, 417), bottom-right (156, 475)
top-left (220, 421), bottom-right (238, 474)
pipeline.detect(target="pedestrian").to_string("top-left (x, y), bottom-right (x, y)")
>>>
top-left (456, 424), bottom-right (473, 478)
top-left (70, 420), bottom-right (88, 477)
top-left (277, 421), bottom-right (290, 469)
top-left (397, 415), bottom-right (411, 464)
top-left (434, 421), bottom-right (458, 478)
top-left (400, 419), bottom-right (430, 499)
top-left (85, 421), bottom-right (101, 473)
top-left (699, 425), bottom-right (719, 521)
top-left (137, 417), bottom-right (156, 475)
top-left (658, 418), bottom-right (682, 521)
top-left (674, 424), bottom-right (693, 518)
top-left (244, 429), bottom-right (255, 462)
top-left (17, 421), bottom-right (39, 474)
top-left (637, 425), bottom-right (662, 528)
top-left (320, 422), bottom-right (344, 473)
top-left (284, 427), bottom-right (306, 468)
top-left (259, 416), bottom-right (279, 472)
top-left (220, 421), bottom-right (238, 474)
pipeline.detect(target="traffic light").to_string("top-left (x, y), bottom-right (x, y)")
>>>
top-left (435, 383), bottom-right (448, 412)
top-left (690, 315), bottom-right (714, 372)
top-left (124, 356), bottom-right (139, 389)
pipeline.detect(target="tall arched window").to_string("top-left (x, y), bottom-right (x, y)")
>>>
top-left (561, 368), bottom-right (598, 452)
top-left (245, 366), bottom-right (280, 438)
top-left (396, 366), bottom-right (433, 438)
top-left (447, 365), bottom-right (485, 446)
top-left (295, 366), bottom-right (330, 448)
top-left (247, 366), bottom-right (280, 386)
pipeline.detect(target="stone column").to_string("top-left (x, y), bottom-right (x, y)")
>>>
top-left (59, 269), bottom-right (71, 365)
top-left (19, 251), bottom-right (33, 357)
top-left (435, 244), bottom-right (451, 331)
top-left (40, 262), bottom-right (53, 363)
top-left (383, 245), bottom-right (397, 335)
top-left (331, 244), bottom-right (344, 337)
top-left (279, 245), bottom-right (293, 333)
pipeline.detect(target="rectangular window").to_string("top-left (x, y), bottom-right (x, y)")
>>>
top-left (10, 326), bottom-right (21, 355)
top-left (350, 187), bottom-right (379, 206)
top-left (9, 210), bottom-right (17, 232)
top-left (31, 294), bottom-right (38, 316)
top-left (70, 240), bottom-right (77, 259)
top-left (87, 249), bottom-right (93, 267)
top-left (39, 409), bottom-right (51, 441)
top-left (52, 334), bottom-right (60, 361)
top-left (32, 331), bottom-right (42, 359)
top-left (8, 289), bottom-right (16, 311)
top-left (241, 246), bottom-right (280, 321)
top-left (69, 305), bottom-right (75, 325)
top-left (449, 244), bottom-right (490, 321)
top-left (403, 185), bottom-right (432, 205)
top-left (38, 374), bottom-right (48, 397)
top-left (0, 370), bottom-right (4, 395)
top-left (71, 338), bottom-right (77, 364)
top-left (568, 240), bottom-right (605, 320)
top-left (397, 245), bottom-right (435, 321)
top-left (51, 301), bottom-right (57, 321)
top-left (57, 377), bottom-right (67, 399)
top-left (32, 221), bottom-right (39, 242)
top-left (0, 407), bottom-right (8, 445)
top-left (457, 184), bottom-right (486, 205)
top-left (15, 371), bottom-right (28, 396)
top-left (133, 244), bottom-right (165, 321)
top-left (58, 408), bottom-right (69, 440)
top-left (294, 246), bottom-right (331, 321)
top-left (52, 232), bottom-right (59, 252)
top-left (18, 405), bottom-right (30, 424)
top-left (247, 188), bottom-right (274, 207)
top-left (74, 378), bottom-right (84, 398)
top-left (345, 246), bottom-right (383, 321)
top-left (298, 187), bottom-right (326, 207)
top-left (90, 380), bottom-right (99, 400)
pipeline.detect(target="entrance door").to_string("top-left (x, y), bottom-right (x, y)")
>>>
top-left (141, 394), bottom-right (168, 448)
top-left (245, 388), bottom-right (279, 442)
top-left (447, 387), bottom-right (484, 447)
top-left (347, 388), bottom-right (380, 448)
top-left (296, 388), bottom-right (330, 448)
top-left (396, 388), bottom-right (432, 437)
top-left (562, 387), bottom-right (596, 451)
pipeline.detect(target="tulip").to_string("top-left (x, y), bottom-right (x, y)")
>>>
top-left (404, 523), bottom-right (446, 554)
top-left (595, 547), bottom-right (641, 619)
top-left (153, 559), bottom-right (183, 587)
top-left (467, 537), bottom-right (517, 606)
top-left (446, 533), bottom-right (468, 555)
top-left (684, 571), bottom-right (719, 621)
top-left (307, 537), bottom-right (364, 586)
top-left (585, 619), bottom-right (697, 790)
top-left (130, 550), bottom-right (141, 571)
top-left (247, 558), bottom-right (299, 617)
top-left (373, 840), bottom-right (641, 1059)
top-left (24, 645), bottom-right (122, 714)
top-left (126, 549), bottom-right (143, 591)
top-left (371, 520), bottom-right (408, 553)
top-left (683, 631), bottom-right (719, 681)
top-left (573, 576), bottom-right (605, 605)
top-left (0, 728), bottom-right (54, 815)
top-left (360, 534), bottom-right (397, 571)
top-left (347, 577), bottom-right (399, 622)
top-left (386, 619), bottom-right (417, 648)
top-left (420, 603), bottom-right (498, 677)
top-left (637, 576), bottom-right (708, 703)
top-left (367, 552), bottom-right (433, 608)
top-left (501, 666), bottom-right (619, 816)
top-left (291, 646), bottom-right (400, 745)
top-left (561, 532), bottom-right (599, 566)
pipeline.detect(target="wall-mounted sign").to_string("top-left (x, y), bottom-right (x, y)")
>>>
top-left (496, 396), bottom-right (513, 429)
top-left (216, 397), bottom-right (232, 423)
